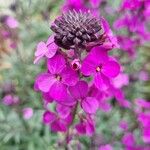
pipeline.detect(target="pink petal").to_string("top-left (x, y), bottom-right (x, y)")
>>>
top-left (68, 80), bottom-right (88, 99)
top-left (56, 104), bottom-right (71, 119)
top-left (49, 82), bottom-right (67, 101)
top-left (42, 92), bottom-right (53, 103)
top-left (51, 119), bottom-right (67, 132)
top-left (102, 60), bottom-right (120, 78)
top-left (122, 132), bottom-right (135, 147)
top-left (61, 67), bottom-right (78, 86)
top-left (43, 111), bottom-right (56, 124)
top-left (86, 121), bottom-right (95, 136)
top-left (75, 123), bottom-right (86, 135)
top-left (94, 73), bottom-right (110, 90)
top-left (46, 35), bottom-right (54, 45)
top-left (22, 107), bottom-right (33, 120)
top-left (45, 42), bottom-right (57, 58)
top-left (81, 97), bottom-right (99, 114)
top-left (36, 73), bottom-right (56, 92)
top-left (81, 47), bottom-right (108, 76)
top-left (59, 93), bottom-right (77, 106)
top-left (5, 16), bottom-right (19, 28)
top-left (47, 54), bottom-right (66, 74)
top-left (35, 42), bottom-right (48, 57)
top-left (34, 55), bottom-right (44, 64)
top-left (99, 144), bottom-right (113, 150)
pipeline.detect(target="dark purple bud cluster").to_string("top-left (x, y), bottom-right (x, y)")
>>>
top-left (51, 10), bottom-right (102, 49)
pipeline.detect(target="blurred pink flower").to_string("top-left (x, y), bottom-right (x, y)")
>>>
top-left (99, 144), bottom-right (113, 150)
top-left (139, 71), bottom-right (149, 81)
top-left (119, 120), bottom-right (128, 131)
top-left (22, 107), bottom-right (33, 120)
top-left (2, 94), bottom-right (19, 106)
top-left (5, 16), bottom-right (19, 28)
top-left (112, 73), bottom-right (129, 88)
top-left (122, 132), bottom-right (136, 147)
top-left (34, 35), bottom-right (58, 64)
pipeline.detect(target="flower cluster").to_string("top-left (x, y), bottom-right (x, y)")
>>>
top-left (62, 0), bottom-right (105, 16)
top-left (34, 9), bottom-right (123, 139)
top-left (0, 15), bottom-right (18, 57)
top-left (114, 0), bottom-right (150, 58)
top-left (0, 82), bottom-right (33, 120)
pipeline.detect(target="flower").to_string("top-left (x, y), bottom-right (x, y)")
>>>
top-left (69, 80), bottom-right (99, 114)
top-left (5, 16), bottom-right (19, 28)
top-left (122, 132), bottom-right (136, 147)
top-left (51, 10), bottom-right (102, 49)
top-left (22, 107), bottom-right (33, 120)
top-left (35, 54), bottom-right (78, 101)
top-left (34, 35), bottom-right (58, 64)
top-left (81, 46), bottom-right (120, 90)
top-left (2, 94), bottom-right (19, 106)
top-left (43, 104), bottom-right (72, 132)
top-left (75, 115), bottom-right (95, 136)
top-left (99, 144), bottom-right (113, 150)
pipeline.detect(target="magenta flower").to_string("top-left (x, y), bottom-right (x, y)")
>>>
top-left (135, 99), bottom-right (150, 109)
top-left (122, 132), bottom-right (136, 147)
top-left (112, 73), bottom-right (129, 89)
top-left (2, 94), bottom-right (19, 106)
top-left (81, 47), bottom-right (120, 90)
top-left (34, 9), bottom-right (124, 142)
top-left (43, 104), bottom-right (72, 132)
top-left (99, 144), bottom-right (113, 150)
top-left (75, 116), bottom-right (95, 136)
top-left (142, 127), bottom-right (150, 143)
top-left (35, 54), bottom-right (78, 101)
top-left (69, 81), bottom-right (99, 114)
top-left (119, 120), bottom-right (128, 131)
top-left (101, 17), bottom-right (119, 49)
top-left (34, 35), bottom-right (58, 64)
top-left (22, 107), bottom-right (33, 120)
top-left (5, 16), bottom-right (19, 28)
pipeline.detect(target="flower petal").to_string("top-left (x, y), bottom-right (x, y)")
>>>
top-left (81, 97), bottom-right (99, 114)
top-left (56, 104), bottom-right (71, 119)
top-left (102, 60), bottom-right (120, 78)
top-left (46, 35), bottom-right (57, 58)
top-left (81, 47), bottom-right (108, 76)
top-left (61, 67), bottom-right (78, 86)
top-left (43, 111), bottom-right (56, 124)
top-left (49, 82), bottom-right (67, 101)
top-left (35, 42), bottom-right (48, 57)
top-left (94, 73), bottom-right (110, 90)
top-left (36, 73), bottom-right (56, 92)
top-left (45, 42), bottom-right (57, 58)
top-left (51, 119), bottom-right (67, 132)
top-left (47, 54), bottom-right (66, 74)
top-left (68, 80), bottom-right (88, 99)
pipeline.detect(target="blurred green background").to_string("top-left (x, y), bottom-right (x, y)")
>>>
top-left (0, 0), bottom-right (150, 150)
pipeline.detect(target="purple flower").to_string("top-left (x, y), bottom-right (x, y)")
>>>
top-left (75, 116), bottom-right (95, 136)
top-left (5, 16), bottom-right (19, 28)
top-left (122, 132), bottom-right (136, 147)
top-left (119, 120), bottom-right (128, 131)
top-left (99, 144), bottom-right (113, 150)
top-left (81, 47), bottom-right (120, 90)
top-left (22, 107), bottom-right (33, 120)
top-left (112, 73), bottom-right (129, 88)
top-left (43, 105), bottom-right (72, 132)
top-left (35, 54), bottom-right (78, 101)
top-left (2, 94), bottom-right (19, 106)
top-left (101, 17), bottom-right (119, 49)
top-left (142, 127), bottom-right (150, 143)
top-left (69, 81), bottom-right (99, 114)
top-left (34, 35), bottom-right (58, 64)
